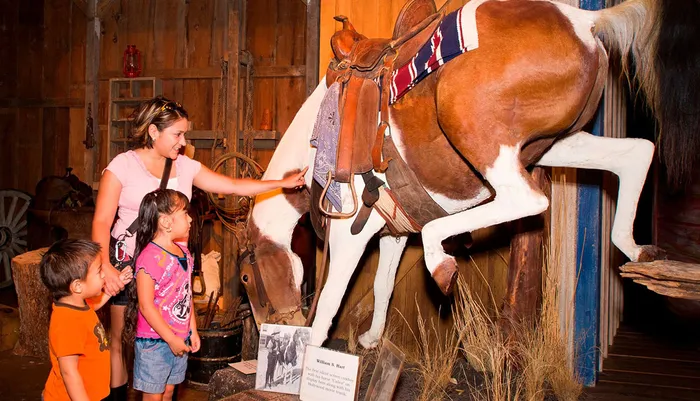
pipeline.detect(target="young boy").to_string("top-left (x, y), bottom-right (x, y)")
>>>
top-left (40, 239), bottom-right (132, 401)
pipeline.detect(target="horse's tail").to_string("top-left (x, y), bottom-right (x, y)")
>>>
top-left (594, 0), bottom-right (700, 188)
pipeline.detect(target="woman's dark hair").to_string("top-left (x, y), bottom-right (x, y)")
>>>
top-left (129, 95), bottom-right (189, 149)
top-left (122, 189), bottom-right (190, 359)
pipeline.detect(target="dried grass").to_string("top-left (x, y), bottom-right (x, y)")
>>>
top-left (397, 300), bottom-right (461, 401)
top-left (452, 246), bottom-right (582, 401)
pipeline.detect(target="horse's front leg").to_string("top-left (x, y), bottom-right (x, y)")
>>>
top-left (310, 177), bottom-right (388, 346)
top-left (358, 234), bottom-right (408, 349)
top-left (536, 131), bottom-right (662, 261)
top-left (421, 143), bottom-right (550, 294)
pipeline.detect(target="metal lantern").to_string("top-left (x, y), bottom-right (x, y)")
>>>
top-left (122, 45), bottom-right (142, 78)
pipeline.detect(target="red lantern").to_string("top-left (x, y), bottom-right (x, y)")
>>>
top-left (122, 45), bottom-right (142, 78)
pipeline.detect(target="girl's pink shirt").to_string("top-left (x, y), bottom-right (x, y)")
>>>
top-left (104, 150), bottom-right (201, 256)
top-left (135, 242), bottom-right (193, 340)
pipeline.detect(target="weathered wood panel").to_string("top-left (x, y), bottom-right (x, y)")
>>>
top-left (331, 228), bottom-right (511, 353)
top-left (0, 0), bottom-right (88, 192)
top-left (318, 0), bottom-right (469, 78)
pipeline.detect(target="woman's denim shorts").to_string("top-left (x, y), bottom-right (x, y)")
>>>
top-left (133, 337), bottom-right (189, 394)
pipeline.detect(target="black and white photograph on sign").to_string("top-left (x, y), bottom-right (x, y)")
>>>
top-left (365, 339), bottom-right (405, 401)
top-left (255, 323), bottom-right (312, 394)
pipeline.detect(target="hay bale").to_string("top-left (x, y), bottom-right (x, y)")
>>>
top-left (11, 248), bottom-right (51, 358)
top-left (0, 304), bottom-right (19, 352)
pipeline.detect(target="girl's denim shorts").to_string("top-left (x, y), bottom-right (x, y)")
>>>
top-left (133, 337), bottom-right (189, 394)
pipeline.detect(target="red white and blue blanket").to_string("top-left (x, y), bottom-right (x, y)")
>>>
top-left (390, 5), bottom-right (477, 104)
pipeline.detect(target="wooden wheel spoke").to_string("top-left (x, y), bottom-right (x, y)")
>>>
top-left (0, 190), bottom-right (33, 285)
top-left (9, 199), bottom-right (29, 229)
top-left (6, 196), bottom-right (17, 228)
top-left (12, 219), bottom-right (27, 233)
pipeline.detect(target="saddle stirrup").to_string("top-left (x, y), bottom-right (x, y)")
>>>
top-left (319, 171), bottom-right (358, 218)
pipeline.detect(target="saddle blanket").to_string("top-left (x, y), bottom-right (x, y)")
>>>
top-left (390, 0), bottom-right (486, 104)
top-left (310, 82), bottom-right (343, 212)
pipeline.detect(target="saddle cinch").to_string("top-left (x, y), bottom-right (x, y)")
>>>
top-left (321, 0), bottom-right (447, 233)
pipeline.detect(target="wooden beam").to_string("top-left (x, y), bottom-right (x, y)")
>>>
top-left (222, 0), bottom-right (241, 307)
top-left (96, 0), bottom-right (118, 18)
top-left (72, 0), bottom-right (88, 16)
top-left (99, 67), bottom-right (222, 80)
top-left (305, 0), bottom-right (320, 96)
top-left (84, 0), bottom-right (100, 184)
top-left (99, 65), bottom-right (303, 80)
top-left (0, 98), bottom-right (83, 108)
top-left (254, 65), bottom-right (306, 78)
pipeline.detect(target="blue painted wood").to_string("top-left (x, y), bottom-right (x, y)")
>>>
top-left (576, 0), bottom-right (605, 388)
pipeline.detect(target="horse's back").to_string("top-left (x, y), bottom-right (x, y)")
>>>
top-left (434, 0), bottom-right (603, 166)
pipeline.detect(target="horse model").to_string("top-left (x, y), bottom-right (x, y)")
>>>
top-left (239, 0), bottom-right (700, 348)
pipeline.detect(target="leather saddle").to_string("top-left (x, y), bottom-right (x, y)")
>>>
top-left (325, 0), bottom-right (444, 185)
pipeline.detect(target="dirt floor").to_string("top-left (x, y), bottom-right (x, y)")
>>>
top-left (3, 284), bottom-right (700, 401)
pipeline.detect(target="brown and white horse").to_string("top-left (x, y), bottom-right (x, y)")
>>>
top-left (240, 0), bottom-right (700, 347)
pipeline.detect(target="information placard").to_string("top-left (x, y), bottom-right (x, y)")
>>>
top-left (299, 345), bottom-right (361, 401)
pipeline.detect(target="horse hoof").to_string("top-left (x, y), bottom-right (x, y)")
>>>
top-left (637, 245), bottom-right (667, 262)
top-left (358, 332), bottom-right (379, 349)
top-left (432, 258), bottom-right (458, 296)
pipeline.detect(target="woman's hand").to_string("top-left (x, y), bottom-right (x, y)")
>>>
top-left (189, 331), bottom-right (201, 353)
top-left (279, 166), bottom-right (308, 189)
top-left (167, 337), bottom-right (191, 357)
top-left (103, 262), bottom-right (126, 296)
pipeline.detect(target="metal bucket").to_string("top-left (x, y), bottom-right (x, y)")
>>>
top-left (186, 323), bottom-right (243, 387)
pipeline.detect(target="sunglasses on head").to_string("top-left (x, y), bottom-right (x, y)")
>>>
top-left (160, 101), bottom-right (183, 113)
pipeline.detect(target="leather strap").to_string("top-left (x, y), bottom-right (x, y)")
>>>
top-left (335, 75), bottom-right (364, 183)
top-left (125, 157), bottom-right (173, 236)
top-left (372, 58), bottom-right (395, 173)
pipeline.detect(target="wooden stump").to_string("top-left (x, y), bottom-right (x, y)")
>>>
top-left (11, 248), bottom-right (51, 358)
top-left (620, 260), bottom-right (700, 300)
top-left (207, 368), bottom-right (256, 401)
top-left (241, 310), bottom-right (259, 361)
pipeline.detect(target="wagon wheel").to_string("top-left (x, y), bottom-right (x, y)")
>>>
top-left (0, 190), bottom-right (32, 288)
top-left (208, 152), bottom-right (264, 230)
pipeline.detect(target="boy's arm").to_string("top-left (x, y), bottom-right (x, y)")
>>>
top-left (57, 355), bottom-right (90, 401)
top-left (89, 293), bottom-right (111, 311)
top-left (93, 267), bottom-right (133, 311)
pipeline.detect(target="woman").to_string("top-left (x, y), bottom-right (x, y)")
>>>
top-left (92, 96), bottom-right (305, 400)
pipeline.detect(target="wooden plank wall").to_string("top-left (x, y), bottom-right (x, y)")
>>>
top-left (96, 0), bottom-right (307, 174)
top-left (0, 0), bottom-right (87, 194)
top-left (599, 65), bottom-right (626, 366)
top-left (319, 0), bottom-right (511, 351)
top-left (319, 0), bottom-right (466, 76)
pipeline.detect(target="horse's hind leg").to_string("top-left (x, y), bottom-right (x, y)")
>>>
top-left (358, 235), bottom-right (408, 349)
top-left (421, 144), bottom-right (550, 294)
top-left (536, 131), bottom-right (662, 262)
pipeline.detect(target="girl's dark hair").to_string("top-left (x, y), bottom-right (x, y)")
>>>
top-left (129, 96), bottom-right (189, 149)
top-left (122, 189), bottom-right (190, 359)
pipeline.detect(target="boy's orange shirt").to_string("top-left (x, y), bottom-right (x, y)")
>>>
top-left (44, 300), bottom-right (110, 401)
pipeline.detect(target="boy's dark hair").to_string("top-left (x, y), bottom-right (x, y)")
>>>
top-left (40, 239), bottom-right (102, 301)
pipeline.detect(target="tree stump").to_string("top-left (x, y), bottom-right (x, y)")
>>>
top-left (620, 260), bottom-right (700, 300)
top-left (241, 310), bottom-right (259, 361)
top-left (11, 248), bottom-right (51, 358)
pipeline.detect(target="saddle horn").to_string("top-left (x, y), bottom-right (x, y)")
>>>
top-left (333, 15), bottom-right (356, 32)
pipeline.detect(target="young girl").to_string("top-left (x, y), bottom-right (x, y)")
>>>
top-left (122, 189), bottom-right (201, 401)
